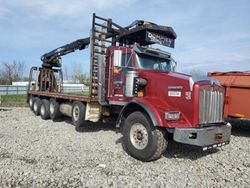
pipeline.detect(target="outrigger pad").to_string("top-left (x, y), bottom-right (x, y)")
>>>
top-left (118, 23), bottom-right (177, 48)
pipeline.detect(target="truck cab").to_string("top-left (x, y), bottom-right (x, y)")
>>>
top-left (105, 45), bottom-right (176, 104)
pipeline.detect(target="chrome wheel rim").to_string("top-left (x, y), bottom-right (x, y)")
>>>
top-left (34, 102), bottom-right (37, 112)
top-left (50, 102), bottom-right (55, 114)
top-left (73, 105), bottom-right (80, 120)
top-left (130, 123), bottom-right (149, 150)
top-left (41, 104), bottom-right (45, 115)
top-left (29, 98), bottom-right (33, 107)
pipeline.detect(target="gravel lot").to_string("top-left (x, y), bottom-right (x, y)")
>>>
top-left (0, 107), bottom-right (249, 187)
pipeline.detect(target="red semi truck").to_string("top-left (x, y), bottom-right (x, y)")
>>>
top-left (27, 14), bottom-right (231, 161)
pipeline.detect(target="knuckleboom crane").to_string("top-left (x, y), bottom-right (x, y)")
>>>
top-left (38, 14), bottom-right (176, 97)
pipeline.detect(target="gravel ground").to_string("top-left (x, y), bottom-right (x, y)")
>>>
top-left (0, 107), bottom-right (249, 187)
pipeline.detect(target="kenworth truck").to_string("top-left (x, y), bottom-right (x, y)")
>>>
top-left (27, 14), bottom-right (231, 161)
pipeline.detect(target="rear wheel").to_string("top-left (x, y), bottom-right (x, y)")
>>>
top-left (33, 97), bottom-right (41, 116)
top-left (72, 101), bottom-right (86, 127)
top-left (28, 95), bottom-right (34, 110)
top-left (49, 99), bottom-right (61, 120)
top-left (122, 111), bottom-right (168, 161)
top-left (40, 99), bottom-right (50, 120)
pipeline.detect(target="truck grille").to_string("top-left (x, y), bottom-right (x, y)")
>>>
top-left (199, 86), bottom-right (224, 124)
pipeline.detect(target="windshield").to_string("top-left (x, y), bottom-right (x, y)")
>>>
top-left (136, 54), bottom-right (173, 71)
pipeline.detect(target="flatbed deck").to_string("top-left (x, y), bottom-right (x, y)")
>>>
top-left (28, 91), bottom-right (96, 102)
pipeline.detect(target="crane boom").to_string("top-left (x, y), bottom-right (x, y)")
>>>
top-left (41, 38), bottom-right (90, 68)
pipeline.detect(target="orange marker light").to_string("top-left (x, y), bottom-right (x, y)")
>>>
top-left (234, 113), bottom-right (245, 118)
top-left (114, 67), bottom-right (120, 74)
top-left (138, 91), bottom-right (144, 97)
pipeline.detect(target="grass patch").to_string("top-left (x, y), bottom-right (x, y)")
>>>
top-left (0, 91), bottom-right (90, 107)
top-left (62, 91), bottom-right (89, 95)
top-left (0, 94), bottom-right (27, 107)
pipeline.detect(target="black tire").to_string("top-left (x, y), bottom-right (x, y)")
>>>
top-left (72, 101), bottom-right (86, 127)
top-left (40, 99), bottom-right (50, 120)
top-left (49, 99), bottom-right (61, 120)
top-left (28, 95), bottom-right (34, 110)
top-left (122, 111), bottom-right (168, 162)
top-left (33, 97), bottom-right (41, 116)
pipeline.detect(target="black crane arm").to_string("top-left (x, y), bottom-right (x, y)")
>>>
top-left (41, 38), bottom-right (90, 68)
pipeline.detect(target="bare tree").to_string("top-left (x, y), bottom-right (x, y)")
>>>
top-left (63, 64), bottom-right (69, 81)
top-left (72, 64), bottom-right (82, 84)
top-left (0, 61), bottom-right (25, 84)
top-left (80, 73), bottom-right (90, 86)
top-left (71, 63), bottom-right (90, 85)
top-left (73, 71), bottom-right (90, 85)
top-left (189, 69), bottom-right (206, 77)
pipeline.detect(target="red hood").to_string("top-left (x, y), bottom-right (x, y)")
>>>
top-left (137, 70), bottom-right (198, 128)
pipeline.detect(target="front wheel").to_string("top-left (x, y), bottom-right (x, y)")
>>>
top-left (122, 111), bottom-right (168, 162)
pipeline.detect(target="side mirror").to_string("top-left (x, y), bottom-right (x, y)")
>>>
top-left (113, 50), bottom-right (122, 67)
top-left (172, 61), bottom-right (177, 72)
top-left (171, 58), bottom-right (177, 72)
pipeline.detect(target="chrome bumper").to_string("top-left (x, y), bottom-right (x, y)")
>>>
top-left (173, 123), bottom-right (231, 149)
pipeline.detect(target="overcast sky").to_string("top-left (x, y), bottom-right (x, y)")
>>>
top-left (0, 0), bottom-right (250, 76)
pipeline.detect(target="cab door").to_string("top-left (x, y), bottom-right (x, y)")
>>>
top-left (112, 50), bottom-right (127, 97)
top-left (106, 47), bottom-right (135, 104)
